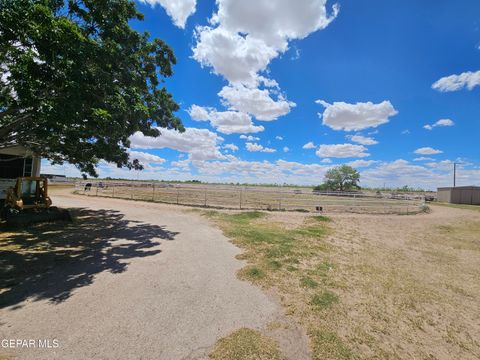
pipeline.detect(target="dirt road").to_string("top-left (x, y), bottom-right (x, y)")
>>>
top-left (0, 190), bottom-right (280, 359)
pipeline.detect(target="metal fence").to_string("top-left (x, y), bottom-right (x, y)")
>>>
top-left (74, 181), bottom-right (426, 214)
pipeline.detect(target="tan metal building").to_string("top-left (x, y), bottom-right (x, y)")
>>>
top-left (437, 186), bottom-right (480, 205)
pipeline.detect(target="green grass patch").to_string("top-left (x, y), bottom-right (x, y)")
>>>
top-left (310, 215), bottom-right (332, 222)
top-left (209, 328), bottom-right (282, 360)
top-left (300, 276), bottom-right (319, 288)
top-left (310, 329), bottom-right (356, 360)
top-left (238, 266), bottom-right (265, 281)
top-left (267, 260), bottom-right (282, 270)
top-left (311, 290), bottom-right (339, 310)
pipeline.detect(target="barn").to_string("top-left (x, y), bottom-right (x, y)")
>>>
top-left (437, 186), bottom-right (480, 205)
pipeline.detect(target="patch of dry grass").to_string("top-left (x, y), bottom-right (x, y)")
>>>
top-left (203, 209), bottom-right (480, 359)
top-left (209, 328), bottom-right (282, 360)
top-left (203, 211), bottom-right (355, 359)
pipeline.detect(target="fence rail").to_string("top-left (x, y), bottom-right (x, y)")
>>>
top-left (74, 181), bottom-right (426, 214)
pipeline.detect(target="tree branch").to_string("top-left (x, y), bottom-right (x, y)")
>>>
top-left (0, 113), bottom-right (31, 139)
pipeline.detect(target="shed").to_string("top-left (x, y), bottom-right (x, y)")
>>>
top-left (437, 186), bottom-right (480, 205)
top-left (0, 145), bottom-right (41, 200)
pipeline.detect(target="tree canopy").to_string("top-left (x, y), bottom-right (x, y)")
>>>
top-left (315, 165), bottom-right (361, 192)
top-left (0, 0), bottom-right (184, 176)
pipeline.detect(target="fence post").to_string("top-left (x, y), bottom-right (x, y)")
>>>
top-left (239, 188), bottom-right (243, 209)
top-left (176, 188), bottom-right (179, 205)
top-left (112, 184), bottom-right (115, 197)
top-left (131, 185), bottom-right (133, 199)
top-left (204, 187), bottom-right (207, 207)
top-left (152, 183), bottom-right (155, 201)
top-left (95, 183), bottom-right (99, 197)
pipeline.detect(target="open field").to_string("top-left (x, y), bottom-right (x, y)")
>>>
top-left (201, 205), bottom-right (480, 359)
top-left (2, 188), bottom-right (478, 359)
top-left (74, 181), bottom-right (425, 214)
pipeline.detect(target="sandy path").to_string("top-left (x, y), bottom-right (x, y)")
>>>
top-left (0, 190), bottom-right (279, 360)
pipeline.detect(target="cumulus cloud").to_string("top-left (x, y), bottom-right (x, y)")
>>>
top-left (129, 127), bottom-right (225, 161)
top-left (317, 100), bottom-right (398, 131)
top-left (275, 136), bottom-right (284, 140)
top-left (219, 85), bottom-right (295, 121)
top-left (413, 157), bottom-right (434, 161)
top-left (193, 0), bottom-right (339, 87)
top-left (224, 143), bottom-right (239, 152)
top-left (128, 150), bottom-right (166, 164)
top-left (414, 147), bottom-right (443, 155)
top-left (316, 144), bottom-right (370, 158)
top-left (423, 118), bottom-right (455, 130)
top-left (190, 0), bottom-right (338, 129)
top-left (302, 141), bottom-right (317, 149)
top-left (240, 135), bottom-right (260, 141)
top-left (432, 70), bottom-right (480, 92)
top-left (139, 0), bottom-right (196, 28)
top-left (347, 135), bottom-right (378, 145)
top-left (346, 159), bottom-right (378, 168)
top-left (283, 146), bottom-right (290, 153)
top-left (188, 105), bottom-right (264, 134)
top-left (245, 142), bottom-right (276, 153)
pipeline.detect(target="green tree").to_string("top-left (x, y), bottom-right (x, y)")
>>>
top-left (0, 0), bottom-right (184, 176)
top-left (320, 165), bottom-right (360, 191)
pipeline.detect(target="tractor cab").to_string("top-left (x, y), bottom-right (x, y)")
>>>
top-left (6, 177), bottom-right (52, 210)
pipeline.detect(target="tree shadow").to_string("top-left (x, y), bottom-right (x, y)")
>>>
top-left (0, 208), bottom-right (178, 308)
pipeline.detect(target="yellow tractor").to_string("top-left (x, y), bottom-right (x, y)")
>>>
top-left (5, 177), bottom-right (52, 210)
top-left (2, 177), bottom-right (70, 226)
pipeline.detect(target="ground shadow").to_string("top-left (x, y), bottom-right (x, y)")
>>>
top-left (0, 208), bottom-right (178, 308)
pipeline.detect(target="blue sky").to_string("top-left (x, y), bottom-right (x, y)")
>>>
top-left (44, 0), bottom-right (480, 189)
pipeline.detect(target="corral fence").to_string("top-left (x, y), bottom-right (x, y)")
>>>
top-left (74, 181), bottom-right (426, 214)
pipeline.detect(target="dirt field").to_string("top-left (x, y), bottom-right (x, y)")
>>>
top-left (204, 204), bottom-right (480, 359)
top-left (74, 181), bottom-right (425, 214)
top-left (1, 187), bottom-right (478, 359)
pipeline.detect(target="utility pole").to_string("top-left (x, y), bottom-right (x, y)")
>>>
top-left (454, 163), bottom-right (456, 187)
top-left (453, 162), bottom-right (461, 187)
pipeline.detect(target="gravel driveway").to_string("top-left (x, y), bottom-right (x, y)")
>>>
top-left (0, 190), bottom-right (279, 359)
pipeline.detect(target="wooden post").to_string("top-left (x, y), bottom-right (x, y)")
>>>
top-left (152, 183), bottom-right (155, 201)
top-left (204, 188), bottom-right (207, 207)
top-left (239, 188), bottom-right (243, 209)
top-left (95, 183), bottom-right (99, 197)
top-left (176, 188), bottom-right (179, 205)
top-left (112, 184), bottom-right (115, 197)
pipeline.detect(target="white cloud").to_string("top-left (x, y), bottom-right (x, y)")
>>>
top-left (320, 158), bottom-right (332, 164)
top-left (224, 143), bottom-right (239, 152)
top-left (302, 141), bottom-right (317, 149)
top-left (401, 130), bottom-right (410, 135)
top-left (188, 105), bottom-right (264, 134)
top-left (240, 135), bottom-right (260, 141)
top-left (413, 157), bottom-right (434, 161)
top-left (193, 0), bottom-right (339, 87)
top-left (139, 0), bottom-right (196, 28)
top-left (423, 118), bottom-right (455, 130)
top-left (190, 0), bottom-right (337, 127)
top-left (317, 100), bottom-right (398, 131)
top-left (128, 150), bottom-right (166, 164)
top-left (218, 84), bottom-right (296, 121)
top-left (245, 142), bottom-right (276, 153)
top-left (346, 159), bottom-right (378, 168)
top-left (275, 136), bottom-right (284, 140)
top-left (130, 127), bottom-right (225, 161)
top-left (283, 146), bottom-right (290, 153)
top-left (347, 135), bottom-right (378, 145)
top-left (316, 144), bottom-right (370, 158)
top-left (414, 147), bottom-right (443, 155)
top-left (432, 70), bottom-right (480, 92)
